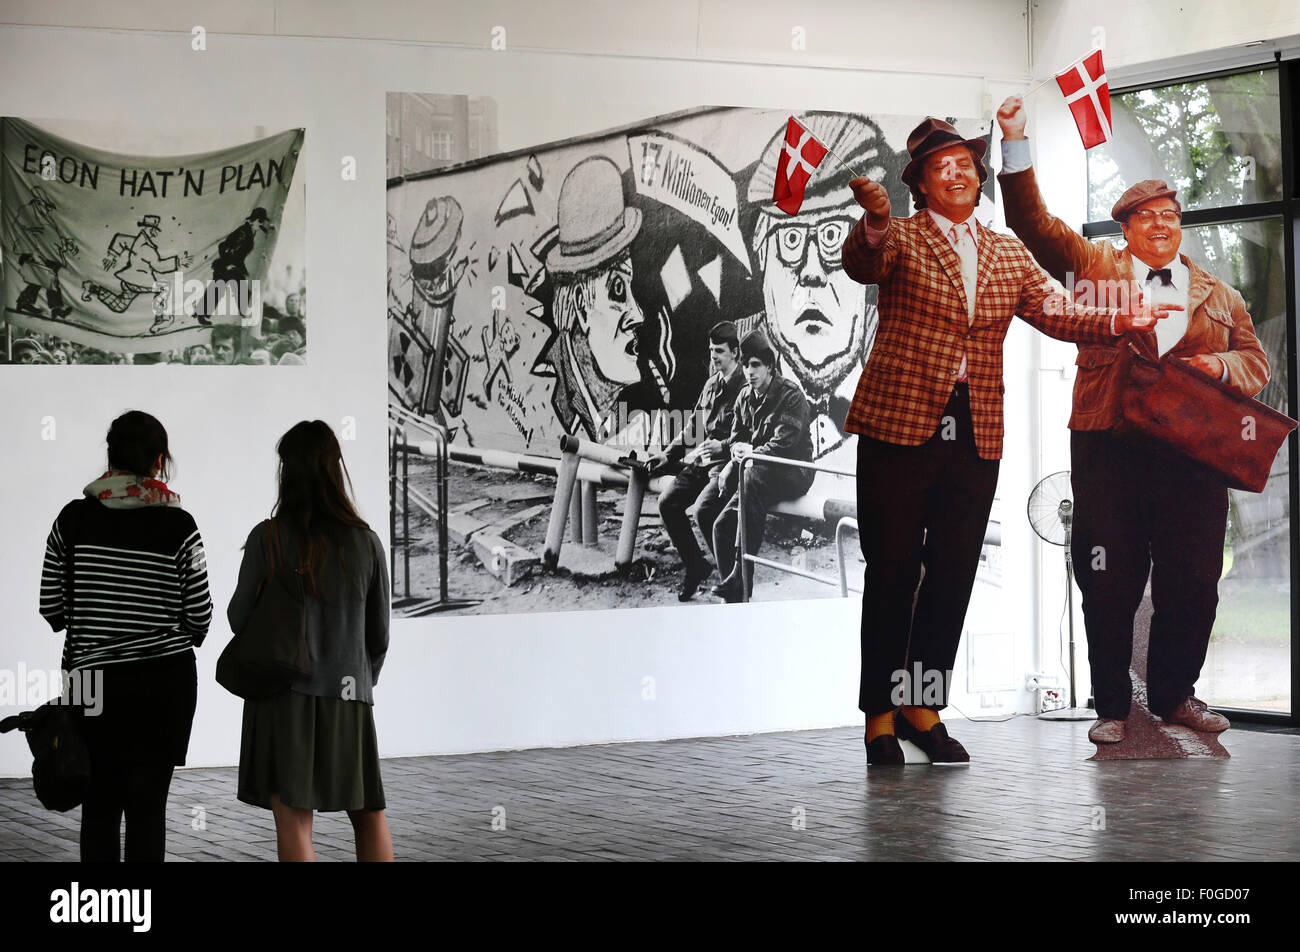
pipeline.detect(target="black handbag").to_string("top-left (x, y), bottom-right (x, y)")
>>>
top-left (0, 702), bottom-right (92, 812)
top-left (215, 518), bottom-right (311, 700)
top-left (0, 501), bottom-right (93, 811)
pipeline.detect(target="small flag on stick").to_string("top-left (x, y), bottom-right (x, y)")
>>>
top-left (1055, 49), bottom-right (1112, 149)
top-left (772, 117), bottom-right (830, 215)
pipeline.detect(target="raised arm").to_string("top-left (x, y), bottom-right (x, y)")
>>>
top-left (995, 95), bottom-right (1107, 284)
top-left (841, 176), bottom-right (901, 286)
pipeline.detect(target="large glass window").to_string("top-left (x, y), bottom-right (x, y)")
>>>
top-left (1086, 64), bottom-right (1296, 719)
top-left (1087, 69), bottom-right (1283, 221)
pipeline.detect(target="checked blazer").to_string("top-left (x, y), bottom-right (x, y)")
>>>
top-left (841, 209), bottom-right (1119, 459)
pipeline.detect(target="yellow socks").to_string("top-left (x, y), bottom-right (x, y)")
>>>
top-left (866, 711), bottom-right (896, 742)
top-left (900, 706), bottom-right (940, 732)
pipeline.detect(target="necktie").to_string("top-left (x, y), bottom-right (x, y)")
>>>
top-left (949, 223), bottom-right (975, 382)
top-left (1146, 268), bottom-right (1172, 286)
top-left (949, 224), bottom-right (976, 318)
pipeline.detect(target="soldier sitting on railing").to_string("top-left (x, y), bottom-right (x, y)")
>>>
top-left (700, 329), bottom-right (814, 603)
top-left (648, 321), bottom-right (746, 601)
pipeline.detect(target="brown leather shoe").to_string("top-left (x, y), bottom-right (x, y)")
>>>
top-left (1088, 718), bottom-right (1126, 744)
top-left (865, 732), bottom-right (906, 765)
top-left (895, 715), bottom-right (970, 764)
top-left (1163, 696), bottom-right (1229, 732)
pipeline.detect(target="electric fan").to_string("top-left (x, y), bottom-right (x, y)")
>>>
top-left (1027, 470), bottom-right (1096, 721)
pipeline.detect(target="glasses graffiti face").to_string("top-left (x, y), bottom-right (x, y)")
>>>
top-left (760, 208), bottom-right (865, 381)
top-left (576, 258), bottom-right (644, 386)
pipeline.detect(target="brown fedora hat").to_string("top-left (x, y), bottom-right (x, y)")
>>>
top-left (900, 117), bottom-right (988, 188)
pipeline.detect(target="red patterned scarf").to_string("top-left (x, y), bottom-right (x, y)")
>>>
top-left (84, 469), bottom-right (182, 509)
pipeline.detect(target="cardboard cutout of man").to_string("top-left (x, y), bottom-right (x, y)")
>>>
top-left (995, 95), bottom-right (1270, 745)
top-left (545, 156), bottom-right (647, 439)
top-left (842, 117), bottom-right (1169, 765)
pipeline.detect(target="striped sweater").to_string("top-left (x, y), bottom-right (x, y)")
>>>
top-left (40, 497), bottom-right (213, 671)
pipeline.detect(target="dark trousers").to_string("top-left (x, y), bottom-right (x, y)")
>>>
top-left (693, 472), bottom-right (730, 564)
top-left (857, 384), bottom-right (1000, 714)
top-left (657, 466), bottom-right (718, 568)
top-left (1070, 430), bottom-right (1228, 719)
top-left (81, 761), bottom-right (176, 862)
top-left (708, 460), bottom-right (814, 584)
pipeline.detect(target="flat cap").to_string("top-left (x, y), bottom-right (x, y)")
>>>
top-left (1111, 179), bottom-right (1180, 222)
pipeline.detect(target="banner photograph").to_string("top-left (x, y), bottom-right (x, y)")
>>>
top-left (2, 118), bottom-right (306, 364)
top-left (386, 100), bottom-right (1001, 617)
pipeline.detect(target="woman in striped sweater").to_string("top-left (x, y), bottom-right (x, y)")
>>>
top-left (40, 410), bottom-right (212, 862)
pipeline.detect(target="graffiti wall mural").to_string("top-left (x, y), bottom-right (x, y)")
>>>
top-left (387, 100), bottom-right (995, 616)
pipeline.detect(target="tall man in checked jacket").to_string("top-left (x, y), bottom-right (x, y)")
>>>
top-left (649, 321), bottom-right (746, 601)
top-left (699, 329), bottom-right (815, 604)
top-left (995, 96), bottom-right (1270, 744)
top-left (842, 118), bottom-right (1170, 765)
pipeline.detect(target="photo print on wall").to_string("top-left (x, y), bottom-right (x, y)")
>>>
top-left (1, 117), bottom-right (306, 365)
top-left (386, 98), bottom-right (1002, 617)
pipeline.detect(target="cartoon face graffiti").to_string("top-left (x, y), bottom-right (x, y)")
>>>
top-left (544, 156), bottom-right (647, 435)
top-left (553, 255), bottom-right (644, 387)
top-left (754, 208), bottom-right (865, 390)
top-left (747, 113), bottom-right (901, 399)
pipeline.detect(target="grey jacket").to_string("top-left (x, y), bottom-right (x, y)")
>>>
top-left (227, 520), bottom-right (389, 704)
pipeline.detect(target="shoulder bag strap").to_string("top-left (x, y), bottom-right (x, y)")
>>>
top-left (264, 517), bottom-right (279, 582)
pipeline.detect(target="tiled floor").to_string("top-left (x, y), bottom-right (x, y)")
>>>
top-left (1, 716), bottom-right (1296, 861)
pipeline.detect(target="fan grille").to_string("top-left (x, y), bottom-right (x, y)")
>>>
top-left (1027, 471), bottom-right (1073, 546)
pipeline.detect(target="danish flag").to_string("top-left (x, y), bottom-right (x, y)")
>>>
top-left (1056, 49), bottom-right (1112, 149)
top-left (772, 117), bottom-right (829, 214)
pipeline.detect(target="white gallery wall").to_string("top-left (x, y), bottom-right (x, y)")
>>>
top-left (3, 0), bottom-right (1291, 774)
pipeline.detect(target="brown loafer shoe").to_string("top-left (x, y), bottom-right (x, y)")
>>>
top-left (895, 715), bottom-right (970, 764)
top-left (1087, 718), bottom-right (1126, 744)
top-left (1163, 696), bottom-right (1229, 733)
top-left (865, 732), bottom-right (906, 765)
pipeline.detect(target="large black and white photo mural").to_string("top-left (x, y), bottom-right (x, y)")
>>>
top-left (386, 100), bottom-right (997, 617)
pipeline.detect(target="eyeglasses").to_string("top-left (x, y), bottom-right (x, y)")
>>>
top-left (1129, 210), bottom-right (1182, 226)
top-left (768, 217), bottom-right (855, 270)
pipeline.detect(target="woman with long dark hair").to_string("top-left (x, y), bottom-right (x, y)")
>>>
top-left (39, 410), bottom-right (212, 861)
top-left (228, 420), bottom-right (392, 861)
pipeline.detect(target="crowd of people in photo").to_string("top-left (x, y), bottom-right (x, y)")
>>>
top-left (3, 287), bottom-right (307, 365)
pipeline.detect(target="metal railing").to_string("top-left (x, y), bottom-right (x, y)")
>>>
top-left (736, 452), bottom-right (857, 602)
top-left (736, 451), bottom-right (1001, 602)
top-left (388, 404), bottom-right (479, 615)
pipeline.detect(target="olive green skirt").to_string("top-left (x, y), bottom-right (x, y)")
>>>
top-left (237, 690), bottom-right (386, 812)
